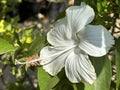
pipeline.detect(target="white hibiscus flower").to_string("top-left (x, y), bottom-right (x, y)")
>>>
top-left (39, 2), bottom-right (114, 84)
top-left (15, 2), bottom-right (114, 84)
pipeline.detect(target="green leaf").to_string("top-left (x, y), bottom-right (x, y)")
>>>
top-left (115, 37), bottom-right (120, 90)
top-left (55, 11), bottom-right (65, 21)
top-left (54, 72), bottom-right (74, 90)
top-left (46, 76), bottom-right (60, 90)
top-left (38, 67), bottom-right (73, 90)
top-left (76, 82), bottom-right (84, 90)
top-left (14, 31), bottom-right (22, 47)
top-left (38, 68), bottom-right (66, 90)
top-left (26, 31), bottom-right (46, 56)
top-left (115, 0), bottom-right (120, 5)
top-left (37, 67), bottom-right (51, 90)
top-left (84, 56), bottom-right (112, 90)
top-left (101, 0), bottom-right (107, 7)
top-left (97, 2), bottom-right (102, 12)
top-left (0, 38), bottom-right (15, 54)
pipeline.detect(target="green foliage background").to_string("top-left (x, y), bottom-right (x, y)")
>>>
top-left (0, 0), bottom-right (120, 90)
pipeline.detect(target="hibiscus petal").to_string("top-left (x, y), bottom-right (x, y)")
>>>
top-left (66, 2), bottom-right (95, 32)
top-left (79, 25), bottom-right (114, 57)
top-left (47, 18), bottom-right (75, 47)
top-left (40, 46), bottom-right (73, 76)
top-left (65, 49), bottom-right (96, 84)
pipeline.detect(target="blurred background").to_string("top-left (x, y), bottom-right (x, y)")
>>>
top-left (0, 0), bottom-right (73, 90)
top-left (0, 0), bottom-right (120, 90)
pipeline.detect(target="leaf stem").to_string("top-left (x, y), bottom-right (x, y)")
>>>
top-left (73, 83), bottom-right (77, 90)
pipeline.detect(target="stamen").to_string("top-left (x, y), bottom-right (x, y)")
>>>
top-left (15, 45), bottom-right (76, 65)
top-left (15, 58), bottom-right (41, 65)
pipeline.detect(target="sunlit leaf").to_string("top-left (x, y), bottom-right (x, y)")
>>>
top-left (0, 0), bottom-right (7, 4)
top-left (84, 56), bottom-right (112, 90)
top-left (97, 2), bottom-right (102, 12)
top-left (0, 38), bottom-right (15, 54)
top-left (101, 0), bottom-right (107, 7)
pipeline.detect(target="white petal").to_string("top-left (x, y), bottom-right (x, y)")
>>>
top-left (47, 18), bottom-right (75, 47)
top-left (65, 48), bottom-right (96, 84)
top-left (40, 46), bottom-right (72, 76)
top-left (79, 25), bottom-right (114, 57)
top-left (66, 2), bottom-right (95, 32)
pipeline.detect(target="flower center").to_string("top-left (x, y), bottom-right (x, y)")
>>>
top-left (74, 46), bottom-right (80, 54)
top-left (76, 33), bottom-right (80, 41)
